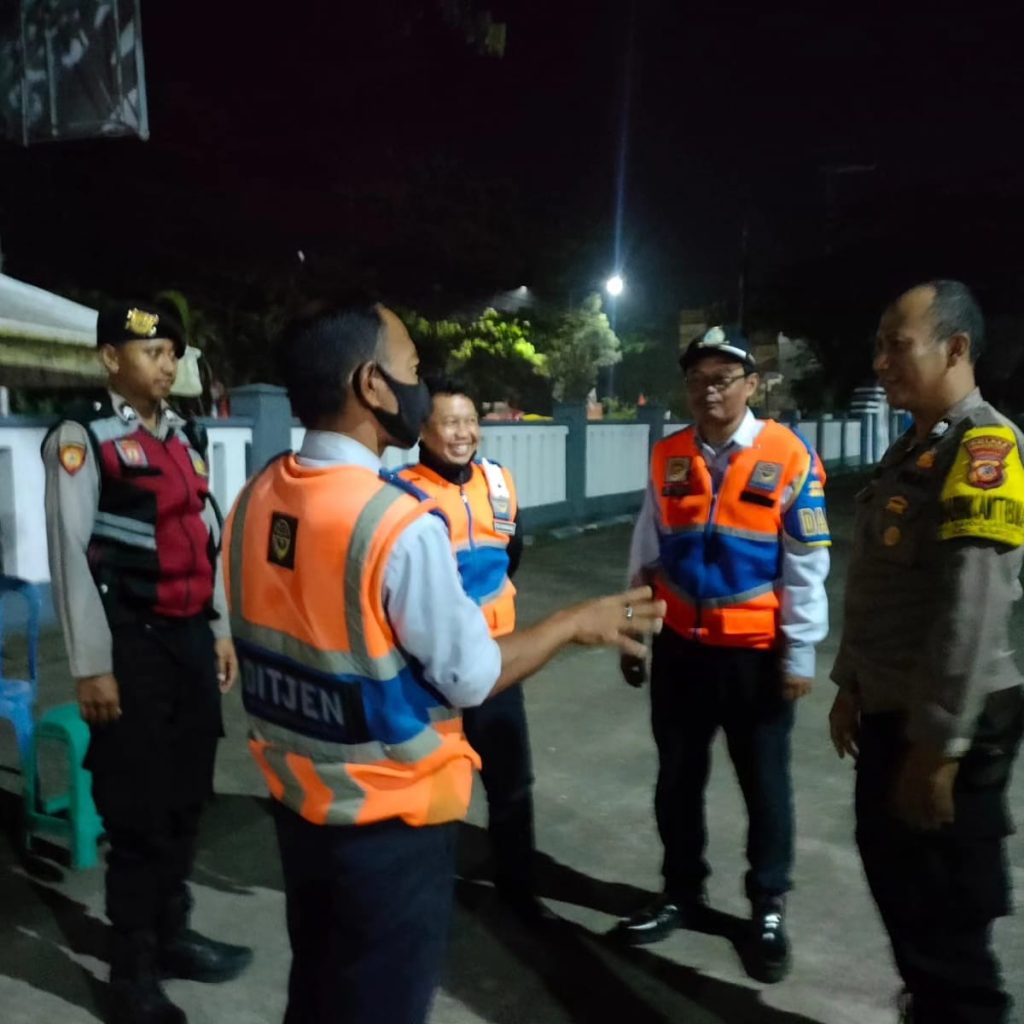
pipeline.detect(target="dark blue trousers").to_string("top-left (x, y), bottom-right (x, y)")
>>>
top-left (462, 684), bottom-right (536, 896)
top-left (272, 804), bottom-right (457, 1024)
top-left (855, 692), bottom-right (1023, 1024)
top-left (650, 628), bottom-right (795, 902)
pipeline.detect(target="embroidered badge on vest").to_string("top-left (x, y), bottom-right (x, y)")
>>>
top-left (747, 461), bottom-right (782, 492)
top-left (59, 443), bottom-right (87, 475)
top-left (662, 456), bottom-right (692, 496)
top-left (268, 512), bottom-right (298, 569)
top-left (964, 435), bottom-right (1013, 490)
top-left (189, 449), bottom-right (209, 477)
top-left (114, 437), bottom-right (148, 468)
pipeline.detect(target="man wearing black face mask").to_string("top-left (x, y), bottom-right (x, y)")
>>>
top-left (224, 300), bottom-right (667, 1024)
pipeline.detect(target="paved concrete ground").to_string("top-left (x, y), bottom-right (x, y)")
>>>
top-left (1, 473), bottom-right (1022, 1024)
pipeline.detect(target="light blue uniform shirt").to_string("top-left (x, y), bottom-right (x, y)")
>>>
top-left (298, 430), bottom-right (502, 707)
top-left (627, 409), bottom-right (830, 678)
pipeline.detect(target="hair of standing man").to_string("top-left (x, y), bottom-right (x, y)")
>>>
top-left (277, 294), bottom-right (385, 429)
top-left (924, 279), bottom-right (985, 363)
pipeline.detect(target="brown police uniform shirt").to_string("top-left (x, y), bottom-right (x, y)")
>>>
top-left (831, 389), bottom-right (1024, 756)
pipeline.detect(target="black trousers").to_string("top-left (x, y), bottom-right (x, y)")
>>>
top-left (462, 684), bottom-right (536, 895)
top-left (86, 615), bottom-right (222, 938)
top-left (650, 628), bottom-right (795, 902)
top-left (855, 690), bottom-right (1024, 1024)
top-left (273, 803), bottom-right (457, 1024)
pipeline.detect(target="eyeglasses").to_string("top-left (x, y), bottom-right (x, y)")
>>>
top-left (685, 372), bottom-right (749, 393)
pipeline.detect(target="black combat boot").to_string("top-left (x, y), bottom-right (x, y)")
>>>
top-left (157, 888), bottom-right (253, 983)
top-left (108, 930), bottom-right (187, 1024)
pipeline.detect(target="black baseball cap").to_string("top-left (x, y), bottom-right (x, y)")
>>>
top-left (680, 325), bottom-right (756, 373)
top-left (96, 301), bottom-right (186, 358)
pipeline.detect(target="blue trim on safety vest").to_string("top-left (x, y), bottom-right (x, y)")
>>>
top-left (456, 544), bottom-right (511, 605)
top-left (658, 531), bottom-right (781, 602)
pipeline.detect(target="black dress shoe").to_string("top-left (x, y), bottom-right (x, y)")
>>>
top-left (109, 930), bottom-right (187, 1024)
top-left (747, 896), bottom-right (790, 983)
top-left (611, 891), bottom-right (708, 946)
top-left (159, 929), bottom-right (253, 983)
top-left (108, 978), bottom-right (188, 1024)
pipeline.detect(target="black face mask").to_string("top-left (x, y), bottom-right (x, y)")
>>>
top-left (361, 363), bottom-right (431, 449)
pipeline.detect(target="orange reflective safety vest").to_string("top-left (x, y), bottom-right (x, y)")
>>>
top-left (222, 455), bottom-right (480, 828)
top-left (651, 420), bottom-right (830, 648)
top-left (398, 458), bottom-right (517, 638)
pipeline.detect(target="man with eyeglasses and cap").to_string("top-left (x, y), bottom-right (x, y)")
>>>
top-left (43, 301), bottom-right (251, 1024)
top-left (612, 325), bottom-right (831, 984)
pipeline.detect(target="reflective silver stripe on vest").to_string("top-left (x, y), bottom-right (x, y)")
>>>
top-left (713, 524), bottom-right (779, 543)
top-left (429, 705), bottom-right (460, 724)
top-left (342, 484), bottom-right (415, 667)
top-left (230, 467), bottom-right (443, 684)
top-left (259, 744), bottom-right (367, 825)
top-left (88, 416), bottom-right (145, 445)
top-left (249, 717), bottom-right (444, 765)
top-left (657, 573), bottom-right (776, 610)
top-left (91, 510), bottom-right (158, 550)
top-left (660, 523), bottom-right (706, 536)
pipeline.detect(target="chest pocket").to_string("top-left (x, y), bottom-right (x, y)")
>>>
top-left (859, 480), bottom-right (928, 566)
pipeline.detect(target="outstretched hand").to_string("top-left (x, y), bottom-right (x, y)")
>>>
top-left (570, 586), bottom-right (665, 658)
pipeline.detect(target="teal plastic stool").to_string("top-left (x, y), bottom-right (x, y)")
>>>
top-left (24, 702), bottom-right (104, 870)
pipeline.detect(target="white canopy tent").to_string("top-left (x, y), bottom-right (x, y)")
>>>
top-left (0, 273), bottom-right (202, 398)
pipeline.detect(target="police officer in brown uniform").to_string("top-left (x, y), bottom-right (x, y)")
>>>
top-left (43, 302), bottom-right (252, 1024)
top-left (830, 281), bottom-right (1024, 1024)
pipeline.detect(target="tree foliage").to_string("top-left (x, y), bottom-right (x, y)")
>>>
top-left (403, 307), bottom-right (550, 412)
top-left (542, 293), bottom-right (621, 402)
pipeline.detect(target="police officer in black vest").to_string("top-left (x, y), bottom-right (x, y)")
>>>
top-left (43, 302), bottom-right (252, 1024)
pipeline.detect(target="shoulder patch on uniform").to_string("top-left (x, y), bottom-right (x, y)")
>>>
top-left (59, 443), bottom-right (87, 475)
top-left (268, 512), bottom-right (298, 569)
top-left (939, 425), bottom-right (1024, 546)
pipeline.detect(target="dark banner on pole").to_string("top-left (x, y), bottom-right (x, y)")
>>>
top-left (0, 0), bottom-right (148, 146)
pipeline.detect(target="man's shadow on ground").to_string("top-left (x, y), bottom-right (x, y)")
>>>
top-left (0, 792), bottom-right (822, 1024)
top-left (452, 821), bottom-right (822, 1024)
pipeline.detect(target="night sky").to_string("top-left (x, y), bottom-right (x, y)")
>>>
top-left (3, 1), bottom-right (1024, 341)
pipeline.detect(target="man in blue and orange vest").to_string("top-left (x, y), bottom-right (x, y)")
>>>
top-left (398, 376), bottom-right (549, 925)
top-left (222, 299), bottom-right (666, 1024)
top-left (613, 325), bottom-right (831, 983)
top-left (43, 301), bottom-right (252, 1024)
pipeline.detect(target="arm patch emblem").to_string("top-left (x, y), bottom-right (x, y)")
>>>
top-left (939, 426), bottom-right (1024, 546)
top-left (59, 443), bottom-right (86, 475)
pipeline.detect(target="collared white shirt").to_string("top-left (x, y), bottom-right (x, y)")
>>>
top-left (297, 431), bottom-right (501, 707)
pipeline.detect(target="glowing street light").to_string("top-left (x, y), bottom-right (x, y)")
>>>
top-left (605, 274), bottom-right (625, 298)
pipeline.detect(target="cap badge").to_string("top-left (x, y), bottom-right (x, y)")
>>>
top-left (125, 308), bottom-right (159, 338)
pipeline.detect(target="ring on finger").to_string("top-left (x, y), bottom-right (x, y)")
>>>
top-left (624, 604), bottom-right (634, 622)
